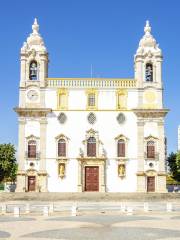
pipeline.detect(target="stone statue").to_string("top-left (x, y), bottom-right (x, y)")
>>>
top-left (118, 164), bottom-right (125, 176)
top-left (59, 164), bottom-right (65, 178)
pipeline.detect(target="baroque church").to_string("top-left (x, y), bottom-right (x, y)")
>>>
top-left (15, 19), bottom-right (168, 192)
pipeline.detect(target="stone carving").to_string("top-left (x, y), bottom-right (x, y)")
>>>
top-left (117, 113), bottom-right (126, 124)
top-left (87, 112), bottom-right (96, 124)
top-left (58, 113), bottom-right (67, 124)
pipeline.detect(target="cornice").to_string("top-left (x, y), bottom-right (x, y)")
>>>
top-left (14, 107), bottom-right (52, 117)
top-left (133, 109), bottom-right (169, 118)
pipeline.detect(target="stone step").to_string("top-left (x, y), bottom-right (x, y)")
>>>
top-left (0, 192), bottom-right (180, 202)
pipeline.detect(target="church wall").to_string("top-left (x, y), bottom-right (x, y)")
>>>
top-left (45, 109), bottom-right (138, 192)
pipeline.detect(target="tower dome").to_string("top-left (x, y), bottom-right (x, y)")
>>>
top-left (136, 20), bottom-right (161, 56)
top-left (21, 18), bottom-right (47, 52)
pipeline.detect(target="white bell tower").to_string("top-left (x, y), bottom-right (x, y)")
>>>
top-left (20, 18), bottom-right (48, 88)
top-left (134, 21), bottom-right (163, 89)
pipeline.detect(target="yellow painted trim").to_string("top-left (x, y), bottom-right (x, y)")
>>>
top-left (116, 89), bottom-right (128, 110)
top-left (57, 88), bottom-right (68, 110)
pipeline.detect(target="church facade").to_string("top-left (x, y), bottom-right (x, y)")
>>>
top-left (15, 19), bottom-right (168, 192)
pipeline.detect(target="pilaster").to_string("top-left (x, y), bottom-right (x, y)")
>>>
top-left (16, 117), bottom-right (26, 192)
top-left (157, 120), bottom-right (166, 172)
top-left (39, 117), bottom-right (48, 192)
top-left (136, 119), bottom-right (146, 192)
top-left (77, 160), bottom-right (82, 192)
top-left (17, 117), bottom-right (26, 171)
top-left (137, 120), bottom-right (145, 172)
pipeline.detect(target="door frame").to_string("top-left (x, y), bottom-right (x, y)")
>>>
top-left (85, 166), bottom-right (99, 192)
top-left (28, 176), bottom-right (36, 192)
top-left (77, 158), bottom-right (106, 192)
top-left (146, 170), bottom-right (156, 192)
top-left (26, 169), bottom-right (38, 192)
top-left (147, 176), bottom-right (155, 192)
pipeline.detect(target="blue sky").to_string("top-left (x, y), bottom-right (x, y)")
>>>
top-left (0, 0), bottom-right (180, 153)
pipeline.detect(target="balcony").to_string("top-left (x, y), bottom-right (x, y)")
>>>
top-left (25, 151), bottom-right (41, 160)
top-left (144, 152), bottom-right (159, 160)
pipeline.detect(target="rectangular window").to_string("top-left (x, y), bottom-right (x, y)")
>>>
top-left (147, 146), bottom-right (155, 158)
top-left (28, 145), bottom-right (36, 158)
top-left (88, 93), bottom-right (95, 107)
top-left (57, 89), bottom-right (68, 110)
top-left (116, 90), bottom-right (127, 110)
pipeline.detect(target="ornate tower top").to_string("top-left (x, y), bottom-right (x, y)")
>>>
top-left (135, 20), bottom-right (162, 57)
top-left (21, 18), bottom-right (47, 53)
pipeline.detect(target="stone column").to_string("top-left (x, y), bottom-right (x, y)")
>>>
top-left (137, 119), bottom-right (146, 192)
top-left (77, 160), bottom-right (82, 192)
top-left (157, 120), bottom-right (167, 192)
top-left (16, 117), bottom-right (26, 192)
top-left (38, 117), bottom-right (48, 192)
top-left (100, 161), bottom-right (106, 192)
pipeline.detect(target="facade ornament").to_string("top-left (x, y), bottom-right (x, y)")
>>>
top-left (102, 148), bottom-right (107, 157)
top-left (32, 18), bottom-right (39, 34)
top-left (79, 148), bottom-right (84, 157)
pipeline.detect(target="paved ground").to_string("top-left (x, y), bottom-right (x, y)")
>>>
top-left (0, 207), bottom-right (180, 239)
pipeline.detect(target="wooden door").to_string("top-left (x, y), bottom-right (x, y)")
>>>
top-left (147, 176), bottom-right (155, 192)
top-left (28, 176), bottom-right (36, 192)
top-left (85, 166), bottom-right (99, 191)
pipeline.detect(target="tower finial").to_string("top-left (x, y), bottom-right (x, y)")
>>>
top-left (144, 20), bottom-right (151, 34)
top-left (32, 18), bottom-right (39, 34)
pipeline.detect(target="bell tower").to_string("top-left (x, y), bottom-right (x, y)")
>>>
top-left (15, 19), bottom-right (51, 192)
top-left (134, 21), bottom-right (163, 89)
top-left (19, 18), bottom-right (48, 109)
top-left (20, 18), bottom-right (48, 86)
top-left (134, 21), bottom-right (168, 193)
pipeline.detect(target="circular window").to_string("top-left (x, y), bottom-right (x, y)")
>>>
top-left (29, 162), bottom-right (34, 167)
top-left (117, 113), bottom-right (126, 124)
top-left (58, 113), bottom-right (67, 124)
top-left (149, 162), bottom-right (154, 168)
top-left (87, 112), bottom-right (96, 124)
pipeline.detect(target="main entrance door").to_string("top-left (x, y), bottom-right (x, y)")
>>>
top-left (28, 176), bottom-right (36, 192)
top-left (85, 166), bottom-right (99, 191)
top-left (147, 176), bottom-right (155, 192)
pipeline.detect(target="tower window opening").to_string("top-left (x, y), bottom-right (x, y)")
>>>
top-left (145, 63), bottom-right (153, 82)
top-left (29, 61), bottom-right (38, 80)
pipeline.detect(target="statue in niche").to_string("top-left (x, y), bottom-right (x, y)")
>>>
top-left (59, 163), bottom-right (65, 178)
top-left (145, 64), bottom-right (153, 82)
top-left (118, 164), bottom-right (125, 177)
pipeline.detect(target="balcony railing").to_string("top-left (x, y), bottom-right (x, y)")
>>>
top-left (25, 151), bottom-right (41, 160)
top-left (144, 152), bottom-right (159, 160)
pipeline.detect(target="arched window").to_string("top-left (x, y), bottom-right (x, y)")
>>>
top-left (28, 140), bottom-right (37, 158)
top-left (147, 141), bottom-right (155, 158)
top-left (29, 61), bottom-right (38, 80)
top-left (87, 137), bottom-right (96, 157)
top-left (58, 139), bottom-right (66, 157)
top-left (145, 63), bottom-right (153, 82)
top-left (117, 139), bottom-right (125, 157)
